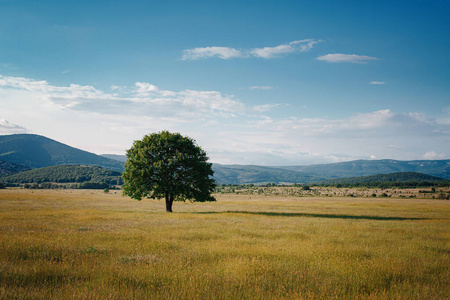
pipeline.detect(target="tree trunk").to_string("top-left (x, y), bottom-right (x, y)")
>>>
top-left (165, 193), bottom-right (174, 212)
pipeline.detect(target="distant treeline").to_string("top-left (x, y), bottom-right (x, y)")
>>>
top-left (313, 181), bottom-right (450, 189)
top-left (21, 182), bottom-right (112, 190)
top-left (0, 165), bottom-right (123, 185)
top-left (313, 172), bottom-right (448, 188)
top-left (217, 179), bottom-right (450, 190)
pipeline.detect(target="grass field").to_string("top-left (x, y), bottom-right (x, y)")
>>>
top-left (0, 189), bottom-right (449, 299)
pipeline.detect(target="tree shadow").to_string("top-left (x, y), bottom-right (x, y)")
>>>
top-left (194, 211), bottom-right (427, 221)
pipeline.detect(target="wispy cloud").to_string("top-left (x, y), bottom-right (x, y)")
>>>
top-left (248, 85), bottom-right (275, 90)
top-left (0, 119), bottom-right (28, 134)
top-left (1, 74), bottom-right (448, 164)
top-left (252, 104), bottom-right (280, 113)
top-left (0, 75), bottom-right (107, 100)
top-left (181, 47), bottom-right (244, 60)
top-left (204, 109), bottom-right (450, 165)
top-left (250, 39), bottom-right (321, 58)
top-left (0, 74), bottom-right (279, 121)
top-left (316, 53), bottom-right (378, 63)
top-left (370, 81), bottom-right (386, 85)
top-left (182, 39), bottom-right (321, 60)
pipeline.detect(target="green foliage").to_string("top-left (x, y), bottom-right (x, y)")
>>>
top-left (302, 185), bottom-right (311, 191)
top-left (0, 160), bottom-right (30, 177)
top-left (122, 131), bottom-right (216, 212)
top-left (316, 172), bottom-right (449, 188)
top-left (0, 182), bottom-right (5, 189)
top-left (212, 164), bottom-right (322, 185)
top-left (212, 160), bottom-right (450, 185)
top-left (77, 182), bottom-right (109, 189)
top-left (1, 165), bottom-right (123, 185)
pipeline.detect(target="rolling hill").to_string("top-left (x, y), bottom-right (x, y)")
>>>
top-left (105, 155), bottom-right (450, 184)
top-left (1, 133), bottom-right (449, 185)
top-left (0, 134), bottom-right (124, 172)
top-left (0, 160), bottom-right (30, 177)
top-left (279, 159), bottom-right (450, 180)
top-left (316, 172), bottom-right (448, 186)
top-left (1, 165), bottom-right (123, 185)
top-left (101, 154), bottom-right (127, 163)
top-left (212, 164), bottom-right (323, 185)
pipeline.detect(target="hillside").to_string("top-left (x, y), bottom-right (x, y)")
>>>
top-left (280, 159), bottom-right (450, 180)
top-left (101, 154), bottom-right (127, 163)
top-left (316, 172), bottom-right (447, 186)
top-left (0, 160), bottom-right (30, 177)
top-left (212, 164), bottom-right (323, 185)
top-left (104, 154), bottom-right (450, 184)
top-left (2, 134), bottom-right (448, 185)
top-left (0, 134), bottom-right (124, 172)
top-left (1, 165), bottom-right (123, 185)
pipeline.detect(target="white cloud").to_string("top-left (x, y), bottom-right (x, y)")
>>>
top-left (1, 73), bottom-right (448, 165)
top-left (0, 75), bottom-right (108, 101)
top-left (0, 75), bottom-right (252, 118)
top-left (423, 151), bottom-right (446, 160)
top-left (181, 47), bottom-right (244, 60)
top-left (135, 82), bottom-right (159, 96)
top-left (316, 54), bottom-right (378, 63)
top-left (252, 104), bottom-right (280, 113)
top-left (229, 109), bottom-right (450, 164)
top-left (266, 109), bottom-right (396, 136)
top-left (370, 81), bottom-right (386, 85)
top-left (182, 39), bottom-right (321, 60)
top-left (0, 119), bottom-right (28, 134)
top-left (250, 39), bottom-right (320, 58)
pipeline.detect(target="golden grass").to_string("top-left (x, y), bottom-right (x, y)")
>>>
top-left (0, 189), bottom-right (449, 299)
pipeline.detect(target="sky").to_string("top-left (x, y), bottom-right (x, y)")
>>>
top-left (0, 0), bottom-right (449, 165)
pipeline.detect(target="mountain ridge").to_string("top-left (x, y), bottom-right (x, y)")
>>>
top-left (0, 134), bottom-right (124, 172)
top-left (316, 172), bottom-right (447, 186)
top-left (1, 134), bottom-right (449, 184)
top-left (1, 165), bottom-right (123, 185)
top-left (277, 159), bottom-right (450, 180)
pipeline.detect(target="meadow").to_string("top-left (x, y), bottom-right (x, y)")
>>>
top-left (0, 188), bottom-right (449, 299)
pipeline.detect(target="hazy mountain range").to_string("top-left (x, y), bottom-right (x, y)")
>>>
top-left (0, 134), bottom-right (449, 184)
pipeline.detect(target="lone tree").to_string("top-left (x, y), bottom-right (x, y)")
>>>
top-left (122, 131), bottom-right (216, 212)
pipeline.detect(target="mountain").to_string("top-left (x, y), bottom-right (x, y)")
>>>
top-left (101, 154), bottom-right (127, 163)
top-left (101, 154), bottom-right (450, 184)
top-left (0, 134), bottom-right (124, 172)
top-left (212, 164), bottom-right (324, 185)
top-left (279, 159), bottom-right (450, 180)
top-left (214, 159), bottom-right (450, 184)
top-left (0, 160), bottom-right (30, 177)
top-left (316, 172), bottom-right (447, 186)
top-left (2, 133), bottom-right (448, 185)
top-left (1, 165), bottom-right (123, 185)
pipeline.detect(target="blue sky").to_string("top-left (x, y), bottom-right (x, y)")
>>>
top-left (0, 0), bottom-right (449, 165)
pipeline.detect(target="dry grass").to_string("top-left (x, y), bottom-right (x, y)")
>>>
top-left (0, 189), bottom-right (449, 299)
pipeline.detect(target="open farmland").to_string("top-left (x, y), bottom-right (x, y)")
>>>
top-left (0, 189), bottom-right (449, 299)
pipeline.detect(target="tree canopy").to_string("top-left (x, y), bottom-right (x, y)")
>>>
top-left (122, 131), bottom-right (216, 212)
